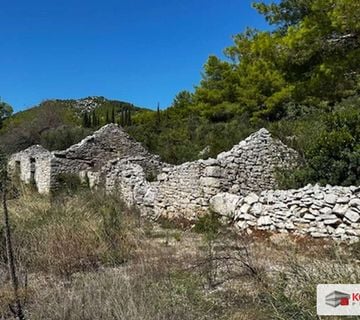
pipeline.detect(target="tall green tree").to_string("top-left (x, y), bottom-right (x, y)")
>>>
top-left (0, 100), bottom-right (13, 129)
top-left (195, 56), bottom-right (239, 106)
top-left (191, 0), bottom-right (360, 121)
top-left (111, 107), bottom-right (115, 123)
top-left (253, 0), bottom-right (313, 31)
top-left (172, 91), bottom-right (193, 109)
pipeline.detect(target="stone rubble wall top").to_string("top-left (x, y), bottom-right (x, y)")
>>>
top-left (9, 144), bottom-right (53, 161)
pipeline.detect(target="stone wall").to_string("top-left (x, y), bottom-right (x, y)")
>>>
top-left (103, 128), bottom-right (299, 219)
top-left (9, 124), bottom-right (360, 241)
top-left (53, 124), bottom-right (156, 171)
top-left (9, 124), bottom-right (162, 193)
top-left (8, 145), bottom-right (54, 194)
top-left (210, 184), bottom-right (360, 241)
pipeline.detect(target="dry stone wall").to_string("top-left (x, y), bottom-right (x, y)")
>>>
top-left (9, 124), bottom-right (162, 193)
top-left (210, 184), bottom-right (360, 241)
top-left (103, 128), bottom-right (299, 220)
top-left (10, 123), bottom-right (360, 241)
top-left (53, 124), bottom-right (155, 170)
top-left (8, 145), bottom-right (54, 194)
top-left (101, 156), bottom-right (164, 208)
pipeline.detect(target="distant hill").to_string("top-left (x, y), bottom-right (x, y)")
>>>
top-left (0, 96), bottom-right (151, 153)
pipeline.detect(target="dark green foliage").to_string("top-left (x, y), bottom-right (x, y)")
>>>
top-left (194, 212), bottom-right (221, 239)
top-left (145, 170), bottom-right (158, 182)
top-left (91, 111), bottom-right (98, 127)
top-left (0, 100), bottom-right (13, 129)
top-left (173, 91), bottom-right (193, 109)
top-left (120, 108), bottom-right (125, 126)
top-left (82, 112), bottom-right (91, 128)
top-left (274, 97), bottom-right (360, 188)
top-left (253, 0), bottom-right (313, 30)
top-left (127, 102), bottom-right (256, 164)
top-left (127, 108), bottom-right (132, 126)
top-left (156, 103), bottom-right (161, 126)
top-left (40, 126), bottom-right (92, 151)
top-left (111, 107), bottom-right (115, 123)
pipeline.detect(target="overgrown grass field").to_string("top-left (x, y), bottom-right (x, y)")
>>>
top-left (1, 187), bottom-right (360, 319)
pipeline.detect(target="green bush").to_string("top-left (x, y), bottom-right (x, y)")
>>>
top-left (194, 212), bottom-right (222, 240)
top-left (40, 126), bottom-right (92, 151)
top-left (272, 97), bottom-right (360, 188)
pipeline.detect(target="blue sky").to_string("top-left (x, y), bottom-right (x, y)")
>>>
top-left (0, 0), bottom-right (270, 112)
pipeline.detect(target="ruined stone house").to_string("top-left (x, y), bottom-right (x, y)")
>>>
top-left (103, 128), bottom-right (299, 219)
top-left (8, 124), bottom-right (162, 193)
top-left (11, 124), bottom-right (360, 241)
top-left (9, 124), bottom-right (298, 201)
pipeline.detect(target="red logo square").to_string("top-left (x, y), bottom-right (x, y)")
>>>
top-left (340, 298), bottom-right (349, 306)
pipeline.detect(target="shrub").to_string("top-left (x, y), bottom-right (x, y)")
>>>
top-left (271, 96), bottom-right (360, 188)
top-left (194, 212), bottom-right (222, 240)
top-left (40, 126), bottom-right (92, 151)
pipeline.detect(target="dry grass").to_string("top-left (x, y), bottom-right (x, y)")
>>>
top-left (1, 187), bottom-right (360, 319)
top-left (7, 188), bottom-right (140, 277)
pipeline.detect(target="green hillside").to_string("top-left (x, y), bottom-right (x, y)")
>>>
top-left (0, 96), bottom-right (149, 153)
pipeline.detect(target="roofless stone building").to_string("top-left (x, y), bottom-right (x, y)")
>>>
top-left (8, 124), bottom-right (162, 193)
top-left (9, 124), bottom-right (360, 241)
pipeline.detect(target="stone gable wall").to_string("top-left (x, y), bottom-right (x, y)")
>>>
top-left (9, 124), bottom-right (162, 193)
top-left (103, 128), bottom-right (299, 220)
top-left (53, 124), bottom-right (154, 169)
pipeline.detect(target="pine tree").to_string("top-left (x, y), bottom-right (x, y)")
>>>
top-left (91, 111), bottom-right (97, 128)
top-left (156, 102), bottom-right (161, 125)
top-left (121, 108), bottom-right (125, 127)
top-left (126, 108), bottom-right (132, 126)
top-left (106, 110), bottom-right (110, 124)
top-left (111, 107), bottom-right (115, 123)
top-left (82, 112), bottom-right (90, 128)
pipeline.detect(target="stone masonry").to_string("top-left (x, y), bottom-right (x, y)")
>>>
top-left (9, 124), bottom-right (162, 193)
top-left (9, 124), bottom-right (360, 241)
top-left (102, 128), bottom-right (298, 219)
top-left (210, 184), bottom-right (360, 241)
top-left (8, 145), bottom-right (53, 194)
